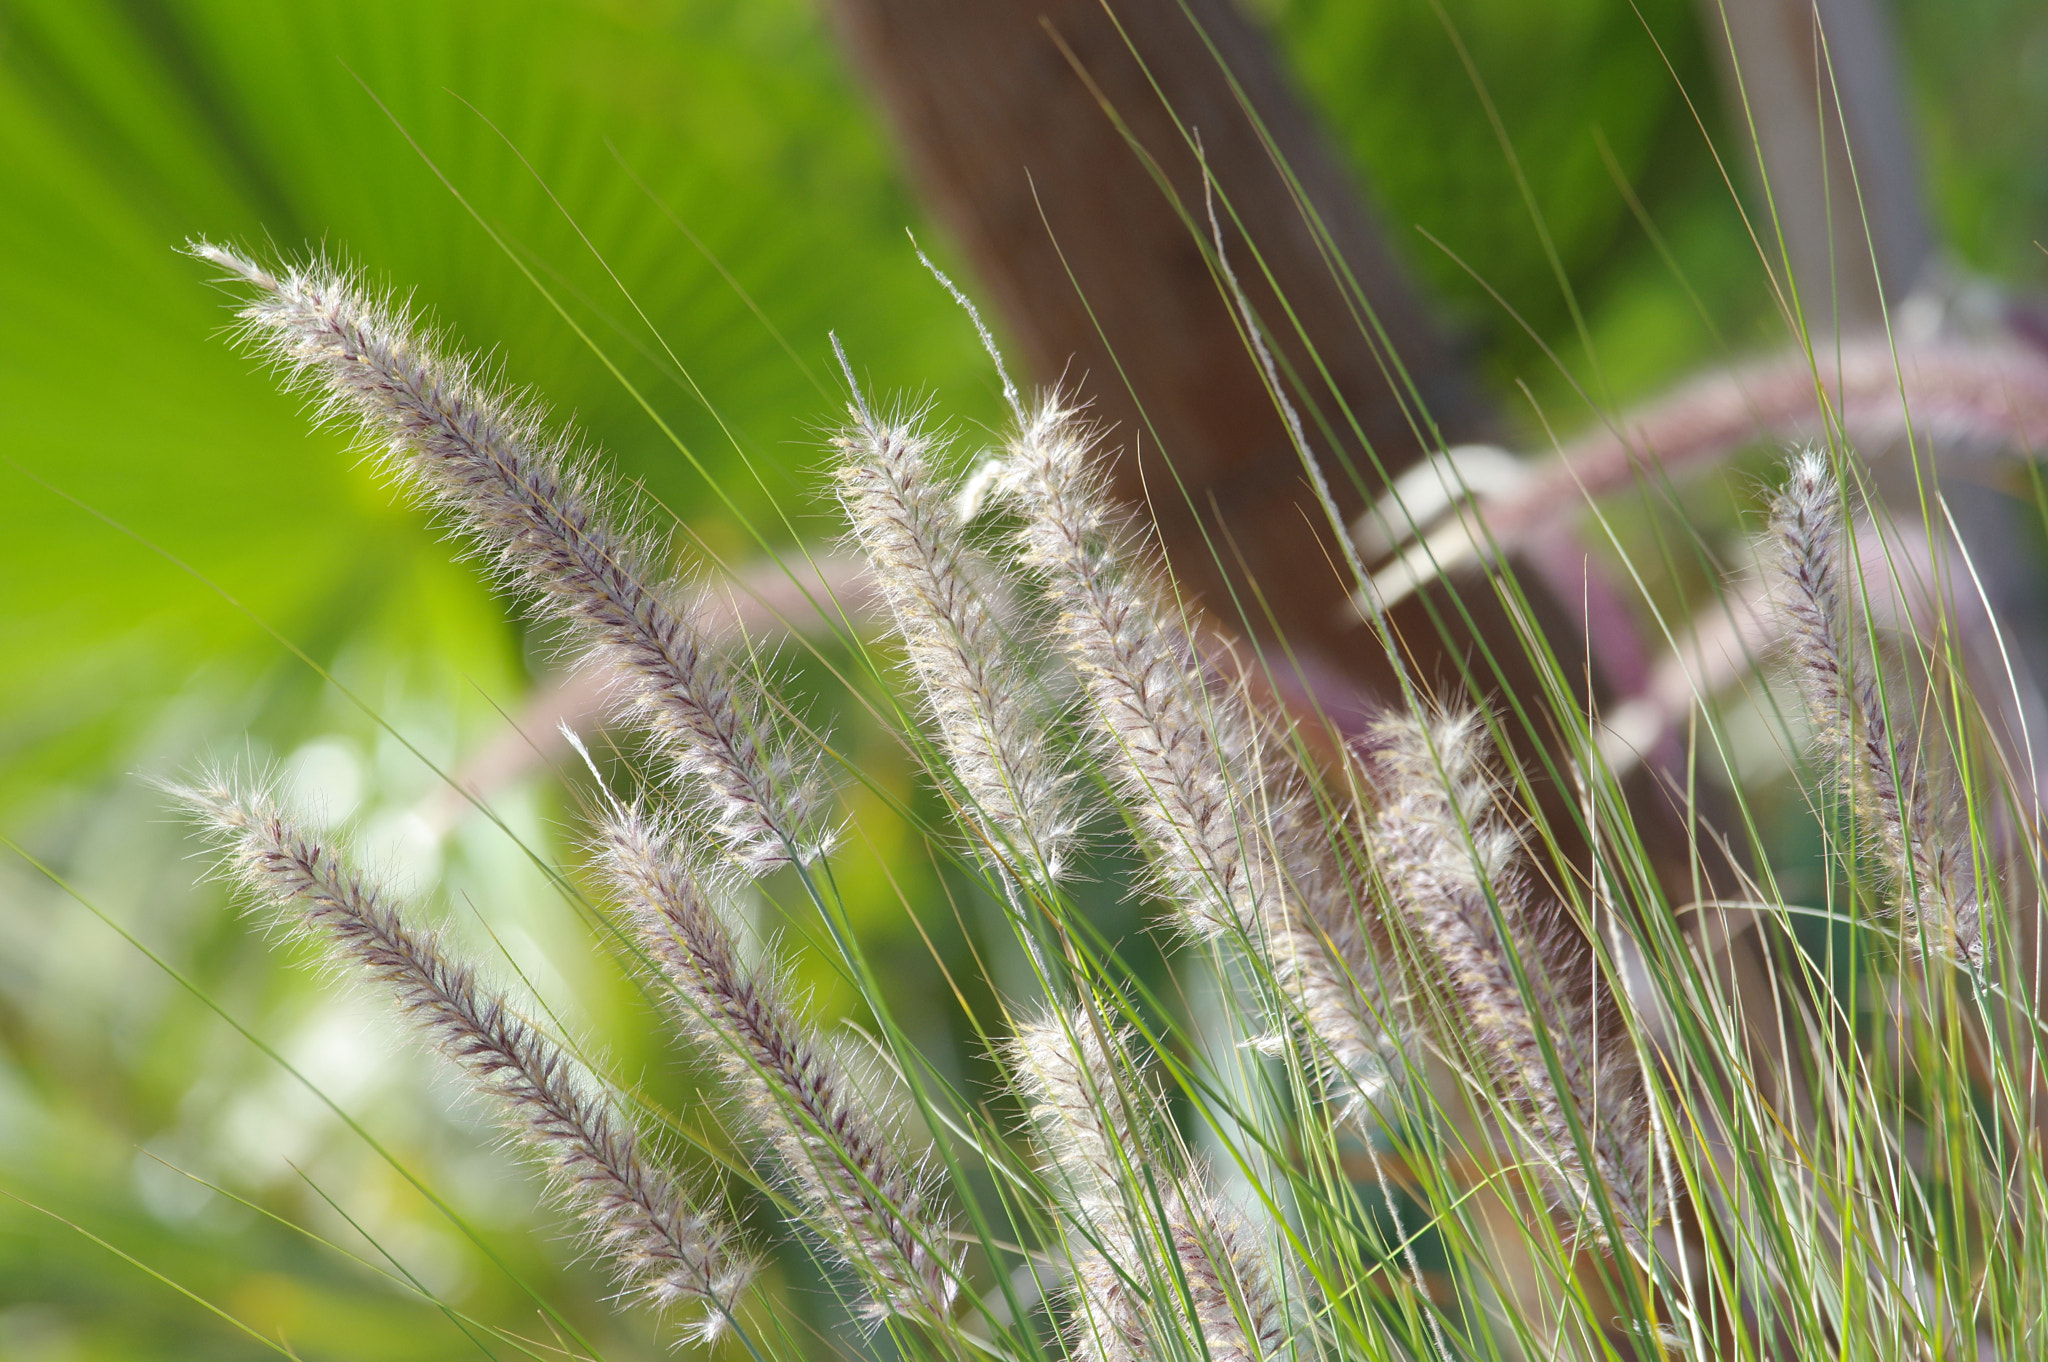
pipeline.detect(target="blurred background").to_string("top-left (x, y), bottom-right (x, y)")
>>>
top-left (1, 0), bottom-right (2045, 1356)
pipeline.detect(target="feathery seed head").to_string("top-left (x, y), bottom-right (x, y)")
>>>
top-left (1010, 1010), bottom-right (1158, 1211)
top-left (1168, 1200), bottom-right (1290, 1362)
top-left (596, 801), bottom-right (960, 1323)
top-left (169, 773), bottom-right (752, 1338)
top-left (834, 401), bottom-right (1078, 882)
top-left (995, 395), bottom-right (1266, 939)
top-left (1367, 706), bottom-right (1518, 883)
top-left (1765, 448), bottom-right (1984, 967)
top-left (189, 241), bottom-right (830, 872)
top-left (995, 395), bottom-right (1395, 1107)
top-left (1367, 712), bottom-right (1657, 1247)
top-left (1010, 1009), bottom-right (1289, 1362)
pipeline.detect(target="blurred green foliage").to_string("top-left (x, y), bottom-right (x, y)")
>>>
top-left (0, 0), bottom-right (2042, 1356)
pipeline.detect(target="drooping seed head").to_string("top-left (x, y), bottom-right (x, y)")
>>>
top-left (171, 773), bottom-right (752, 1339)
top-left (190, 242), bottom-right (830, 871)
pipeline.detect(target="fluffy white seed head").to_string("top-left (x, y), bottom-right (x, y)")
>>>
top-left (997, 398), bottom-right (1264, 935)
top-left (996, 396), bottom-right (1394, 1105)
top-left (1010, 1010), bottom-right (1289, 1362)
top-left (834, 403), bottom-right (1077, 882)
top-left (1011, 1010), bottom-right (1158, 1214)
top-left (1368, 710), bottom-right (1656, 1248)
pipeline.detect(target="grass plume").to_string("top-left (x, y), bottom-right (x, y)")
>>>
top-left (996, 395), bottom-right (1393, 1103)
top-left (1765, 448), bottom-right (1983, 966)
top-left (1368, 708), bottom-right (1656, 1247)
top-left (188, 241), bottom-right (827, 870)
top-left (834, 399), bottom-right (1076, 882)
top-left (169, 774), bottom-right (752, 1341)
top-left (1012, 1009), bottom-right (1287, 1362)
top-left (596, 802), bottom-right (959, 1324)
